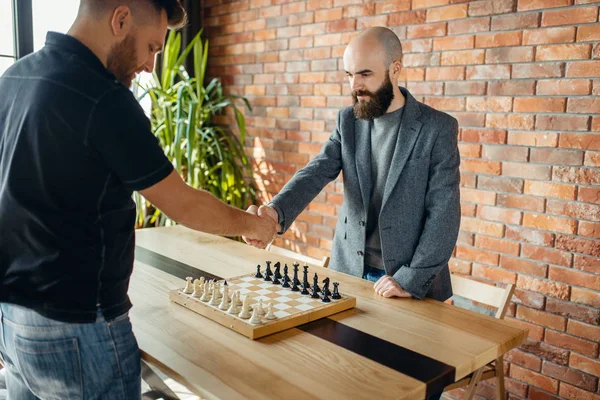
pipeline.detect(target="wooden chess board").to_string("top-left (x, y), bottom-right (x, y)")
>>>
top-left (169, 273), bottom-right (356, 339)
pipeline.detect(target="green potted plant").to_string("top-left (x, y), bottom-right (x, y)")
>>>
top-left (134, 30), bottom-right (255, 228)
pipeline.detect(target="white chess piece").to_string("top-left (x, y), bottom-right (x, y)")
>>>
top-left (183, 277), bottom-right (193, 294)
top-left (238, 295), bottom-right (251, 319)
top-left (235, 290), bottom-right (243, 306)
top-left (249, 304), bottom-right (262, 324)
top-left (209, 285), bottom-right (220, 306)
top-left (218, 285), bottom-right (230, 310)
top-left (257, 299), bottom-right (265, 316)
top-left (200, 281), bottom-right (211, 302)
top-left (265, 302), bottom-right (276, 320)
top-left (227, 292), bottom-right (239, 315)
top-left (192, 278), bottom-right (203, 298)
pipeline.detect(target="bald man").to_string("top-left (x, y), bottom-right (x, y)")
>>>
top-left (247, 27), bottom-right (460, 307)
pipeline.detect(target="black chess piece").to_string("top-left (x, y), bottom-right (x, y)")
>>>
top-left (312, 273), bottom-right (321, 293)
top-left (302, 265), bottom-right (309, 287)
top-left (332, 282), bottom-right (342, 300)
top-left (321, 289), bottom-right (331, 303)
top-left (290, 277), bottom-right (300, 292)
top-left (224, 280), bottom-right (228, 286)
top-left (292, 262), bottom-right (301, 286)
top-left (321, 277), bottom-right (330, 297)
top-left (301, 280), bottom-right (310, 295)
top-left (273, 262), bottom-right (282, 280)
top-left (281, 264), bottom-right (291, 288)
top-left (310, 284), bottom-right (320, 298)
top-left (264, 261), bottom-right (272, 281)
top-left (254, 265), bottom-right (263, 278)
top-left (272, 264), bottom-right (281, 284)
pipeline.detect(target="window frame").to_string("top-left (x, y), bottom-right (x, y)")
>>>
top-left (12, 0), bottom-right (34, 59)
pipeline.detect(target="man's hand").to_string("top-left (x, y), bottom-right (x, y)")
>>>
top-left (373, 276), bottom-right (413, 298)
top-left (243, 205), bottom-right (279, 248)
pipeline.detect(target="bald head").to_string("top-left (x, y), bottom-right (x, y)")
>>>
top-left (349, 27), bottom-right (403, 68)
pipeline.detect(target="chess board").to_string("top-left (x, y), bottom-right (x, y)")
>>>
top-left (169, 273), bottom-right (356, 339)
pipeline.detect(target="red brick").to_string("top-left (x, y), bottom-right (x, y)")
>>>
top-left (510, 364), bottom-right (559, 393)
top-left (569, 354), bottom-right (600, 378)
top-left (550, 266), bottom-right (600, 293)
top-left (521, 339), bottom-right (570, 365)
top-left (553, 165), bottom-right (600, 185)
top-left (501, 255), bottom-right (548, 277)
top-left (559, 383), bottom-right (600, 400)
top-left (537, 79), bottom-right (591, 95)
top-left (517, 0), bottom-right (571, 11)
top-left (466, 97), bottom-right (512, 112)
top-left (449, 258), bottom-right (472, 274)
top-left (445, 82), bottom-right (487, 96)
top-left (514, 97), bottom-right (566, 113)
top-left (541, 361), bottom-right (599, 392)
top-left (478, 205), bottom-right (522, 224)
top-left (468, 0), bottom-right (515, 16)
top-left (425, 66), bottom-right (465, 81)
top-left (506, 349), bottom-right (543, 371)
top-left (460, 172), bottom-right (477, 188)
top-left (524, 181), bottom-right (577, 201)
top-left (341, 4), bottom-right (374, 18)
top-left (356, 15), bottom-right (389, 30)
top-left (424, 97), bottom-right (466, 111)
top-left (547, 199), bottom-right (600, 220)
top-left (406, 82), bottom-right (444, 96)
top-left (478, 175), bottom-right (524, 193)
top-left (506, 225), bottom-right (555, 246)
top-left (455, 245), bottom-right (500, 265)
top-left (522, 243), bottom-right (573, 267)
top-left (486, 114), bottom-right (535, 130)
top-left (325, 19), bottom-right (356, 33)
top-left (485, 47), bottom-right (534, 63)
top-left (491, 12), bottom-right (540, 30)
top-left (536, 115), bottom-right (591, 132)
top-left (288, 13), bottom-right (314, 26)
top-left (281, 2), bottom-right (305, 14)
top-left (577, 24), bottom-right (600, 42)
top-left (566, 98), bottom-right (600, 115)
top-left (476, 235), bottom-right (520, 256)
top-left (306, 0), bottom-right (332, 10)
top-left (542, 6), bottom-right (598, 27)
top-left (517, 275), bottom-right (570, 300)
top-left (489, 80), bottom-right (537, 95)
top-left (461, 159), bottom-right (502, 175)
top-left (483, 145), bottom-right (529, 162)
top-left (441, 49), bottom-right (486, 65)
top-left (460, 188), bottom-right (496, 204)
top-left (460, 216), bottom-right (505, 236)
top-left (476, 31), bottom-right (522, 48)
top-left (407, 22), bottom-right (448, 39)
top-left (568, 319), bottom-right (600, 343)
top-left (403, 53), bottom-right (441, 67)
top-left (567, 61), bottom-right (600, 78)
top-left (461, 128), bottom-right (507, 143)
top-left (579, 221), bottom-right (600, 239)
top-left (593, 116), bottom-right (600, 131)
top-left (466, 64), bottom-right (511, 80)
top-left (473, 263), bottom-right (518, 283)
top-left (523, 212), bottom-right (577, 234)
top-left (574, 254), bottom-right (600, 275)
top-left (299, 72), bottom-right (325, 83)
top-left (556, 234), bottom-right (600, 257)
top-left (537, 43), bottom-right (592, 61)
top-left (314, 33), bottom-right (342, 47)
top-left (583, 152), bottom-right (600, 167)
top-left (507, 317), bottom-right (545, 340)
top-left (426, 4), bottom-right (468, 22)
top-left (571, 287), bottom-right (600, 308)
top-left (512, 62), bottom-right (563, 78)
top-left (447, 16), bottom-right (490, 34)
top-left (375, 0), bottom-right (411, 13)
top-left (433, 35), bottom-right (474, 51)
top-left (503, 162), bottom-right (551, 180)
top-left (412, 0), bottom-right (449, 9)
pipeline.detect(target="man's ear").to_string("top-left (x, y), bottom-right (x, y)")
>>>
top-left (110, 5), bottom-right (133, 38)
top-left (390, 59), bottom-right (402, 80)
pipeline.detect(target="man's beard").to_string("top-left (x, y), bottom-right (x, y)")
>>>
top-left (107, 34), bottom-right (138, 88)
top-left (352, 72), bottom-right (395, 120)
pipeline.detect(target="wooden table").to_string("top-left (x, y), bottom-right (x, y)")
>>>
top-left (129, 226), bottom-right (528, 400)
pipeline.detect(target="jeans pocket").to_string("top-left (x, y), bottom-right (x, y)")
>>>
top-left (14, 335), bottom-right (83, 400)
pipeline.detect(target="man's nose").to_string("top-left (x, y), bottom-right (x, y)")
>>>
top-left (144, 55), bottom-right (156, 73)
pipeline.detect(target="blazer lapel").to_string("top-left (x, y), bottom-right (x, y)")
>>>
top-left (354, 118), bottom-right (372, 213)
top-left (381, 88), bottom-right (423, 208)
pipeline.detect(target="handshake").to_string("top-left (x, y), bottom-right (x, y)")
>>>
top-left (243, 205), bottom-right (280, 249)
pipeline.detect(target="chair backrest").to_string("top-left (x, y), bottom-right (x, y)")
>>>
top-left (450, 274), bottom-right (515, 319)
top-left (266, 243), bottom-right (330, 268)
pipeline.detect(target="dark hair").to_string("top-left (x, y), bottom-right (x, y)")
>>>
top-left (81, 0), bottom-right (188, 29)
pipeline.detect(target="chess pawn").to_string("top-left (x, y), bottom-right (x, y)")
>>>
top-left (264, 302), bottom-right (276, 320)
top-left (227, 292), bottom-right (239, 315)
top-left (200, 281), bottom-right (211, 302)
top-left (209, 285), bottom-right (220, 306)
top-left (249, 304), bottom-right (262, 324)
top-left (234, 290), bottom-right (243, 306)
top-left (238, 295), bottom-right (251, 319)
top-left (218, 285), bottom-right (230, 310)
top-left (256, 299), bottom-right (266, 316)
top-left (183, 277), bottom-right (193, 294)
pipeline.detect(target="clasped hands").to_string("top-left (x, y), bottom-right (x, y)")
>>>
top-left (243, 205), bottom-right (279, 249)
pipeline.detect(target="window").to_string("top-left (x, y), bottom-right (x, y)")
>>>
top-left (32, 0), bottom-right (79, 51)
top-left (0, 0), bottom-right (15, 75)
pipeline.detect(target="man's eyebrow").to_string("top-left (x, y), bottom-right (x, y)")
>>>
top-left (346, 69), bottom-right (373, 74)
top-left (153, 41), bottom-right (164, 51)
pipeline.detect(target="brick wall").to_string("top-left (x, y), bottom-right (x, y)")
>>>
top-left (202, 0), bottom-right (600, 398)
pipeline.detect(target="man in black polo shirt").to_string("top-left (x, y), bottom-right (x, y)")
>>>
top-left (0, 1), bottom-right (277, 398)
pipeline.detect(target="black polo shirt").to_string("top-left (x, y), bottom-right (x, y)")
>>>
top-left (0, 32), bottom-right (173, 322)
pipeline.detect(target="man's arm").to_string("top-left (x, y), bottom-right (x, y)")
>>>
top-left (140, 170), bottom-right (278, 245)
top-left (392, 117), bottom-right (461, 300)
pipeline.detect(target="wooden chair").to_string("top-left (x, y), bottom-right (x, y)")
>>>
top-left (266, 243), bottom-right (330, 268)
top-left (442, 274), bottom-right (515, 400)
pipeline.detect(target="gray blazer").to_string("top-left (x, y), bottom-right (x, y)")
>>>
top-left (270, 87), bottom-right (460, 301)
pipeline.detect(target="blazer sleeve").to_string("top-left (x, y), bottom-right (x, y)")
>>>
top-left (392, 117), bottom-right (461, 299)
top-left (269, 111), bottom-right (344, 233)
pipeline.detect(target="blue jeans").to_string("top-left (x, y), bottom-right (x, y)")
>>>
top-left (362, 266), bottom-right (443, 400)
top-left (0, 303), bottom-right (141, 400)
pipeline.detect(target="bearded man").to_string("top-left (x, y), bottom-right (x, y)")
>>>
top-left (246, 26), bottom-right (461, 305)
top-left (0, 1), bottom-right (278, 398)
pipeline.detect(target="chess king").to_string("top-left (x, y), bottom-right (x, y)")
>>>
top-left (245, 27), bottom-right (460, 305)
